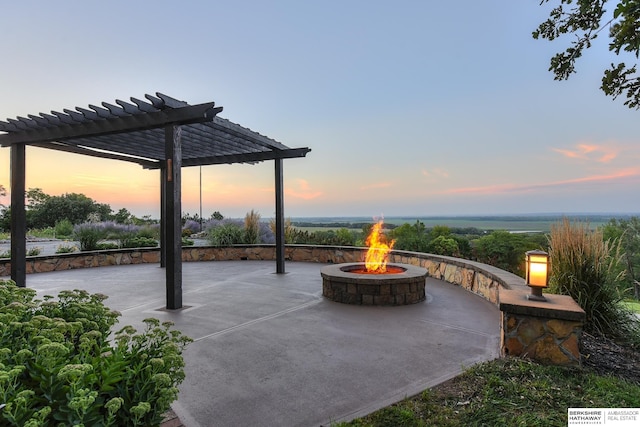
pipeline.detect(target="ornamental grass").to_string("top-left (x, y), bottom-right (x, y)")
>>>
top-left (548, 218), bottom-right (640, 347)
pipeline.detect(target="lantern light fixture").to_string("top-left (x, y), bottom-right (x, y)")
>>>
top-left (525, 249), bottom-right (549, 302)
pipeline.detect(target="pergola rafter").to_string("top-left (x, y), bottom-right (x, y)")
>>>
top-left (0, 92), bottom-right (311, 309)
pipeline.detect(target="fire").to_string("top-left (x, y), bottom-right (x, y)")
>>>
top-left (365, 220), bottom-right (395, 273)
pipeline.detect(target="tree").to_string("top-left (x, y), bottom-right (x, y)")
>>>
top-left (26, 188), bottom-right (50, 209)
top-left (0, 184), bottom-right (6, 208)
top-left (0, 184), bottom-right (7, 231)
top-left (473, 231), bottom-right (543, 276)
top-left (29, 193), bottom-right (112, 229)
top-left (113, 208), bottom-right (132, 224)
top-left (533, 0), bottom-right (640, 109)
top-left (390, 221), bottom-right (430, 253)
top-left (428, 235), bottom-right (460, 257)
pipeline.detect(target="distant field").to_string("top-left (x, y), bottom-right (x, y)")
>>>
top-left (292, 214), bottom-right (634, 233)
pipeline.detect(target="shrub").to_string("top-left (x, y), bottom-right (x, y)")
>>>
top-left (548, 218), bottom-right (640, 347)
top-left (428, 235), bottom-right (459, 256)
top-left (0, 248), bottom-right (39, 257)
top-left (96, 242), bottom-right (120, 250)
top-left (26, 247), bottom-right (41, 257)
top-left (0, 280), bottom-right (191, 426)
top-left (54, 219), bottom-right (74, 238)
top-left (55, 244), bottom-right (78, 254)
top-left (73, 223), bottom-right (107, 251)
top-left (207, 222), bottom-right (244, 246)
top-left (109, 223), bottom-right (139, 245)
top-left (183, 219), bottom-right (202, 236)
top-left (244, 210), bottom-right (261, 244)
top-left (258, 222), bottom-right (276, 244)
top-left (182, 237), bottom-right (194, 246)
top-left (137, 225), bottom-right (158, 239)
top-left (121, 237), bottom-right (158, 249)
top-left (268, 217), bottom-right (297, 244)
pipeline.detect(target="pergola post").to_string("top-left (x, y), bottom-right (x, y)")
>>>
top-left (10, 143), bottom-right (26, 287)
top-left (159, 166), bottom-right (166, 268)
top-left (164, 125), bottom-right (183, 309)
top-left (275, 158), bottom-right (285, 274)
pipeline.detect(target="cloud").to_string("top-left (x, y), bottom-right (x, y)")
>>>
top-left (422, 168), bottom-right (449, 179)
top-left (438, 167), bottom-right (640, 196)
top-left (552, 143), bottom-right (619, 163)
top-left (286, 179), bottom-right (324, 200)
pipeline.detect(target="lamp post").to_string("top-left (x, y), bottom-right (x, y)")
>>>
top-left (526, 249), bottom-right (549, 302)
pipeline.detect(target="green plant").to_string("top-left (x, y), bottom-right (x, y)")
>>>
top-left (27, 227), bottom-right (56, 239)
top-left (182, 237), bottom-right (194, 246)
top-left (0, 247), bottom-right (41, 258)
top-left (207, 223), bottom-right (244, 246)
top-left (269, 217), bottom-right (297, 244)
top-left (427, 235), bottom-right (459, 257)
top-left (473, 230), bottom-right (542, 276)
top-left (244, 209), bottom-right (261, 244)
top-left (54, 219), bottom-right (74, 238)
top-left (73, 223), bottom-right (107, 251)
top-left (548, 218), bottom-right (640, 347)
top-left (121, 237), bottom-right (158, 249)
top-left (97, 242), bottom-right (120, 250)
top-left (0, 279), bottom-right (191, 426)
top-left (137, 226), bottom-right (159, 240)
top-left (390, 221), bottom-right (429, 253)
top-left (26, 247), bottom-right (41, 257)
top-left (55, 244), bottom-right (78, 254)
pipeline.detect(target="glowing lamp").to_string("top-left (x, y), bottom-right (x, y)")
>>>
top-left (525, 249), bottom-right (549, 302)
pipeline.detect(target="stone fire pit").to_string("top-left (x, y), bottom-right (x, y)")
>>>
top-left (321, 262), bottom-right (427, 306)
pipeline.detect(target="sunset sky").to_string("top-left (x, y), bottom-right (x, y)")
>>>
top-left (1, 1), bottom-right (639, 219)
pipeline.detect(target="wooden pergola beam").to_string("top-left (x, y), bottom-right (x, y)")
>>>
top-left (0, 103), bottom-right (221, 146)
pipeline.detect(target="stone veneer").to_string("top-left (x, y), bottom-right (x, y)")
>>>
top-left (0, 244), bottom-right (585, 366)
top-left (321, 263), bottom-right (427, 305)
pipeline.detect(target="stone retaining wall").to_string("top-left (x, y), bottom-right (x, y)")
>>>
top-left (0, 244), bottom-right (585, 366)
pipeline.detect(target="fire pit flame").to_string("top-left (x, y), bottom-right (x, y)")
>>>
top-left (364, 220), bottom-right (395, 273)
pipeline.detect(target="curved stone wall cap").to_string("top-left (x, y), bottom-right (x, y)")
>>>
top-left (320, 262), bottom-right (427, 279)
top-left (499, 288), bottom-right (586, 321)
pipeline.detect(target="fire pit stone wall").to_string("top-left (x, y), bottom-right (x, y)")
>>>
top-left (321, 262), bottom-right (427, 305)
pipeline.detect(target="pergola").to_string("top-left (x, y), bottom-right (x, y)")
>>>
top-left (0, 92), bottom-right (310, 309)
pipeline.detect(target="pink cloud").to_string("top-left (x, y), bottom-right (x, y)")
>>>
top-left (286, 179), bottom-right (324, 200)
top-left (438, 168), bottom-right (640, 196)
top-left (552, 143), bottom-right (619, 163)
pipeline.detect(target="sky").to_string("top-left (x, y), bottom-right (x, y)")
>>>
top-left (1, 1), bottom-right (639, 219)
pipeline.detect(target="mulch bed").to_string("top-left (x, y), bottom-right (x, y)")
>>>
top-left (580, 332), bottom-right (640, 385)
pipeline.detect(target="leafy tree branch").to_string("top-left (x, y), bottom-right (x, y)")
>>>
top-left (534, 0), bottom-right (640, 108)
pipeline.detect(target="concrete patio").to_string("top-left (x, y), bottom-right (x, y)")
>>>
top-left (13, 260), bottom-right (500, 427)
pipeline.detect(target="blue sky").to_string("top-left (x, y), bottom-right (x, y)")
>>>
top-left (1, 1), bottom-right (639, 218)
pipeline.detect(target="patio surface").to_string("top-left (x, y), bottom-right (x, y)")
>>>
top-left (12, 260), bottom-right (500, 427)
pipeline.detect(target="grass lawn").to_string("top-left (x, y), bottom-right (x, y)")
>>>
top-left (622, 299), bottom-right (640, 314)
top-left (333, 358), bottom-right (640, 427)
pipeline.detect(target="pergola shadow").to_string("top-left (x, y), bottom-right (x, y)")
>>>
top-left (0, 92), bottom-right (310, 308)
